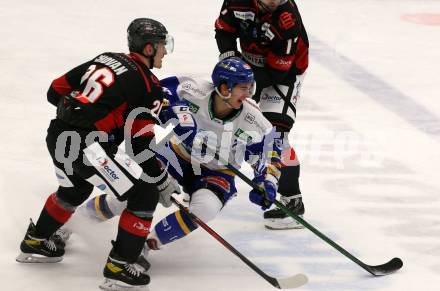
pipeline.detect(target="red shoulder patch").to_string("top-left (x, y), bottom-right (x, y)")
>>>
top-left (278, 12), bottom-right (295, 30)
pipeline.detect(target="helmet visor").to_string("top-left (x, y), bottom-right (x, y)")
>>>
top-left (250, 81), bottom-right (257, 96)
top-left (164, 34), bottom-right (174, 54)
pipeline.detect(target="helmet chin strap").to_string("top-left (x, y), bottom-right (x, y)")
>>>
top-left (215, 87), bottom-right (233, 109)
top-left (141, 43), bottom-right (158, 69)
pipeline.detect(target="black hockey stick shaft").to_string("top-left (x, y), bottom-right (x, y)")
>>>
top-left (170, 196), bottom-right (307, 289)
top-left (213, 152), bottom-right (403, 276)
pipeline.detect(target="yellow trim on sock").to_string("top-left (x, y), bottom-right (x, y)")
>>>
top-left (94, 196), bottom-right (108, 221)
top-left (175, 210), bottom-right (191, 235)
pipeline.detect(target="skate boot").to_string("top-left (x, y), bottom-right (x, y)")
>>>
top-left (16, 219), bottom-right (65, 263)
top-left (100, 249), bottom-right (150, 291)
top-left (264, 194), bottom-right (305, 230)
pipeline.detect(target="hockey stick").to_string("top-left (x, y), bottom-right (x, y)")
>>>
top-left (212, 151), bottom-right (403, 276)
top-left (170, 196), bottom-right (308, 289)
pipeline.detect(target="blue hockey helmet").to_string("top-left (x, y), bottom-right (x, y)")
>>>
top-left (211, 57), bottom-right (255, 91)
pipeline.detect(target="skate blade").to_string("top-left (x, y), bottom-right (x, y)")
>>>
top-left (16, 252), bottom-right (63, 263)
top-left (264, 216), bottom-right (305, 230)
top-left (99, 278), bottom-right (149, 291)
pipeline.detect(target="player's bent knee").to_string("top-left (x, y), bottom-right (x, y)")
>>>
top-left (189, 188), bottom-right (222, 222)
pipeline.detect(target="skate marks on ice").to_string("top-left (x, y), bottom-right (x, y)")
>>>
top-left (220, 205), bottom-right (392, 291)
top-left (309, 35), bottom-right (440, 139)
top-left (325, 177), bottom-right (440, 275)
top-left (295, 97), bottom-right (440, 275)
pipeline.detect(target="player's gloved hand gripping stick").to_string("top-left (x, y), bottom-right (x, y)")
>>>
top-left (212, 149), bottom-right (403, 276)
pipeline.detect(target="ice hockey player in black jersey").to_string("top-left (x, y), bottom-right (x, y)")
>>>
top-left (215, 0), bottom-right (309, 229)
top-left (16, 18), bottom-right (179, 291)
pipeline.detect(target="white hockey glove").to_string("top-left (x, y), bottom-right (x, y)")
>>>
top-left (157, 174), bottom-right (181, 208)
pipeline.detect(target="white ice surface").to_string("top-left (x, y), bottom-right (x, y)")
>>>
top-left (1, 0), bottom-right (440, 290)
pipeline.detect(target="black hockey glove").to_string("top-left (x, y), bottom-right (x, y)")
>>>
top-left (240, 21), bottom-right (271, 45)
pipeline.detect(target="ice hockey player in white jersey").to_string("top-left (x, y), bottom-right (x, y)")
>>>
top-left (76, 58), bottom-right (284, 273)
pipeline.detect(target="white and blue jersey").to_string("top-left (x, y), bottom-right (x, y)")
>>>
top-left (158, 76), bottom-right (283, 204)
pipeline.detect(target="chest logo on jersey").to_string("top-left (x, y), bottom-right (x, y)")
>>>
top-left (234, 11), bottom-right (255, 21)
top-left (245, 113), bottom-right (255, 124)
top-left (279, 12), bottom-right (296, 30)
top-left (187, 101), bottom-right (200, 114)
top-left (234, 128), bottom-right (253, 143)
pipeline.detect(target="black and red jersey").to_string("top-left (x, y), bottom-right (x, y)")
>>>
top-left (47, 52), bottom-right (164, 173)
top-left (215, 0), bottom-right (309, 87)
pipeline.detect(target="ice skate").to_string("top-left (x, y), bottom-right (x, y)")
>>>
top-left (16, 219), bottom-right (65, 263)
top-left (264, 195), bottom-right (305, 230)
top-left (100, 249), bottom-right (150, 291)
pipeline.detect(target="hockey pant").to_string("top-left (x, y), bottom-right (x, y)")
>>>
top-left (81, 141), bottom-right (236, 247)
top-left (36, 119), bottom-right (159, 261)
top-left (256, 75), bottom-right (305, 197)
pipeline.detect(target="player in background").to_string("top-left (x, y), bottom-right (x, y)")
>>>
top-left (75, 58), bottom-right (284, 272)
top-left (215, 0), bottom-right (309, 229)
top-left (16, 18), bottom-right (179, 291)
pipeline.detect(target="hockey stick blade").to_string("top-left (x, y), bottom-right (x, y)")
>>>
top-left (362, 257), bottom-right (403, 276)
top-left (271, 273), bottom-right (308, 289)
top-left (171, 197), bottom-right (308, 289)
top-left (210, 150), bottom-right (404, 277)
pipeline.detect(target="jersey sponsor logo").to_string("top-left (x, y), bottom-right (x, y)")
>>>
top-left (234, 128), bottom-right (253, 143)
top-left (177, 112), bottom-right (195, 127)
top-left (245, 113), bottom-right (255, 124)
top-left (102, 165), bottom-right (120, 181)
top-left (114, 147), bottom-right (143, 180)
top-left (233, 11), bottom-right (255, 21)
top-left (187, 101), bottom-right (200, 113)
top-left (161, 218), bottom-right (172, 232)
top-left (275, 59), bottom-right (292, 66)
top-left (133, 221), bottom-right (150, 232)
top-left (181, 82), bottom-right (207, 97)
top-left (261, 93), bottom-right (282, 103)
top-left (267, 52), bottom-right (294, 71)
top-left (97, 184), bottom-right (107, 191)
top-left (97, 157), bottom-right (108, 166)
top-left (84, 143), bottom-right (133, 196)
top-left (278, 12), bottom-right (296, 30)
top-left (242, 51), bottom-right (265, 67)
top-left (261, 22), bottom-right (275, 40)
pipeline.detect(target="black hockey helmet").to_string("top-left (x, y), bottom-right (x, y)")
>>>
top-left (127, 18), bottom-right (174, 54)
